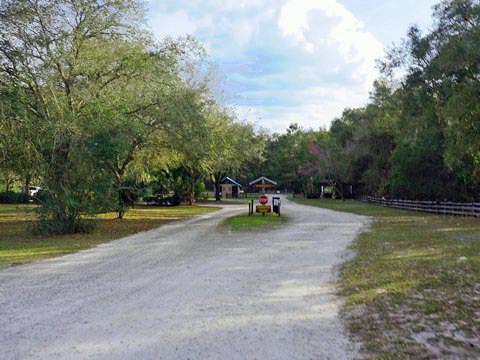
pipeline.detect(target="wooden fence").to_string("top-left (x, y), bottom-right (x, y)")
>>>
top-left (361, 195), bottom-right (480, 217)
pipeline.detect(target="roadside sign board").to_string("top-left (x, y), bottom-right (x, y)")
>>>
top-left (259, 195), bottom-right (268, 205)
top-left (256, 205), bottom-right (271, 213)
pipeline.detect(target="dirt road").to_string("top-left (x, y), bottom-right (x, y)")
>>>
top-left (0, 197), bottom-right (367, 359)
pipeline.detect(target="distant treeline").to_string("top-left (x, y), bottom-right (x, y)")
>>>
top-left (260, 0), bottom-right (480, 202)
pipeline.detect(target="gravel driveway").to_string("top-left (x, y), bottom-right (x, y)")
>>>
top-left (0, 196), bottom-right (368, 359)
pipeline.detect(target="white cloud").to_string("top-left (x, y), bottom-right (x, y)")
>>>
top-left (278, 0), bottom-right (384, 87)
top-left (148, 1), bottom-right (274, 59)
top-left (149, 10), bottom-right (209, 40)
top-left (236, 84), bottom-right (368, 133)
top-left (146, 1), bottom-right (396, 133)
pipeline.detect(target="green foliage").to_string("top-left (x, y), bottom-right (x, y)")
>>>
top-left (32, 217), bottom-right (97, 235)
top-left (0, 0), bottom-right (260, 232)
top-left (273, 1), bottom-right (480, 202)
top-left (3, 0), bottom-right (478, 236)
top-left (258, 124), bottom-right (313, 193)
top-left (382, 0), bottom-right (480, 200)
top-left (305, 192), bottom-right (321, 199)
top-left (0, 0), bottom-right (155, 230)
top-left (208, 108), bottom-right (266, 200)
top-left (0, 191), bottom-right (30, 204)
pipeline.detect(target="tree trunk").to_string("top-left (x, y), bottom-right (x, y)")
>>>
top-left (25, 173), bottom-right (31, 195)
top-left (5, 173), bottom-right (12, 192)
top-left (46, 142), bottom-right (84, 233)
top-left (117, 189), bottom-right (125, 219)
top-left (115, 173), bottom-right (125, 219)
top-left (115, 142), bottom-right (138, 219)
top-left (189, 176), bottom-right (196, 205)
top-left (214, 172), bottom-right (223, 201)
top-left (338, 184), bottom-right (345, 200)
top-left (118, 207), bottom-right (125, 220)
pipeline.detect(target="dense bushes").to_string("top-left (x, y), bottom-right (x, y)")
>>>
top-left (31, 218), bottom-right (96, 235)
top-left (0, 191), bottom-right (30, 204)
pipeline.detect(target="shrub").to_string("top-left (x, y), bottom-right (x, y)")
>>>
top-left (0, 191), bottom-right (30, 204)
top-left (170, 194), bottom-right (181, 206)
top-left (306, 192), bottom-right (321, 199)
top-left (31, 218), bottom-right (96, 235)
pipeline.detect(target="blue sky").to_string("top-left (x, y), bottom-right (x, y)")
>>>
top-left (147, 0), bottom-right (439, 133)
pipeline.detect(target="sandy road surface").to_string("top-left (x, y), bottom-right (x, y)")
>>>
top-left (0, 196), bottom-right (368, 359)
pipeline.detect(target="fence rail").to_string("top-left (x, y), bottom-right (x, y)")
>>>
top-left (361, 196), bottom-right (480, 217)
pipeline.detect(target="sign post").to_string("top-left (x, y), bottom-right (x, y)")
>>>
top-left (256, 195), bottom-right (271, 216)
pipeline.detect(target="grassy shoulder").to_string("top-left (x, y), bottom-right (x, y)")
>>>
top-left (221, 213), bottom-right (287, 231)
top-left (289, 197), bottom-right (480, 358)
top-left (0, 204), bottom-right (218, 269)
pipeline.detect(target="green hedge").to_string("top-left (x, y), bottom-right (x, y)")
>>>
top-left (0, 191), bottom-right (30, 204)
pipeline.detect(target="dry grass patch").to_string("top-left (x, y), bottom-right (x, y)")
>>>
top-left (0, 204), bottom-right (218, 269)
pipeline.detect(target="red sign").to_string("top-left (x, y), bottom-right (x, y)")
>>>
top-left (259, 195), bottom-right (268, 205)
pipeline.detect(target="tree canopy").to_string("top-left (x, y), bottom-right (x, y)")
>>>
top-left (0, 0), bottom-right (264, 233)
top-left (2, 0), bottom-right (479, 233)
top-left (257, 0), bottom-right (480, 201)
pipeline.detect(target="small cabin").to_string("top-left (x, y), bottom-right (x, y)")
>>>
top-left (219, 177), bottom-right (242, 198)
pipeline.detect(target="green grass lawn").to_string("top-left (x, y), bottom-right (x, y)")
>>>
top-left (221, 213), bottom-right (287, 231)
top-left (290, 197), bottom-right (480, 358)
top-left (0, 204), bottom-right (218, 269)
